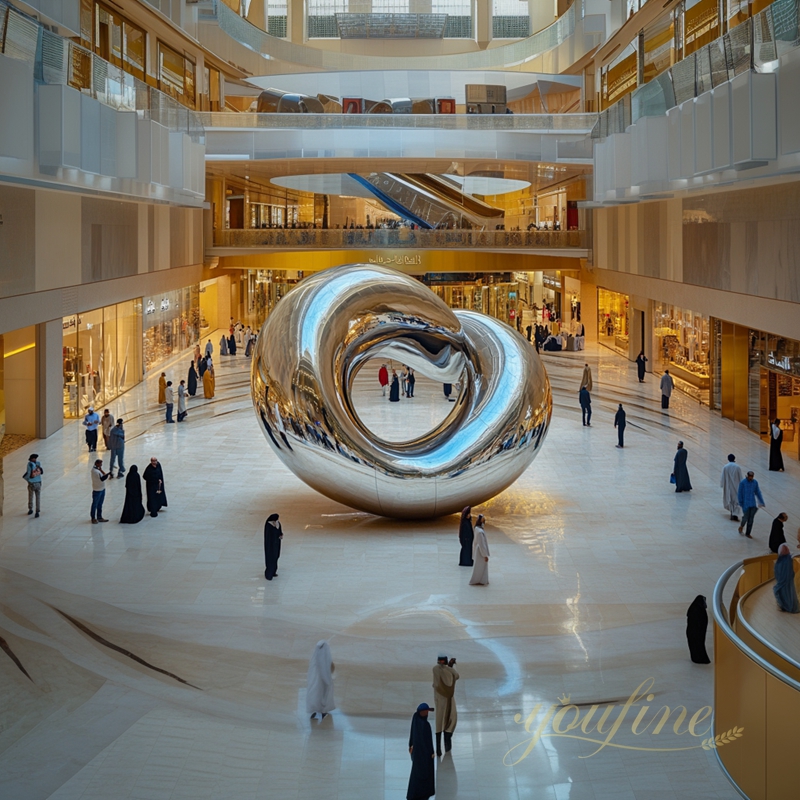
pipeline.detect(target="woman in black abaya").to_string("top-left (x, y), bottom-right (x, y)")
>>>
top-left (458, 506), bottom-right (474, 567)
top-left (187, 361), bottom-right (198, 397)
top-left (228, 334), bottom-right (237, 356)
top-left (119, 465), bottom-right (145, 524)
top-left (407, 704), bottom-right (435, 800)
top-left (686, 595), bottom-right (710, 664)
top-left (769, 418), bottom-right (785, 471)
top-left (264, 513), bottom-right (283, 580)
top-left (142, 457), bottom-right (168, 517)
top-left (673, 441), bottom-right (692, 493)
top-left (389, 373), bottom-right (400, 402)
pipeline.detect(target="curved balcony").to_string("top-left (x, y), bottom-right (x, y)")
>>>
top-left (712, 554), bottom-right (800, 800)
top-left (210, 227), bottom-right (587, 254)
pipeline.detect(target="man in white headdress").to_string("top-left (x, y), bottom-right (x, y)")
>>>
top-left (720, 454), bottom-right (744, 522)
top-left (307, 641), bottom-right (336, 720)
top-left (432, 655), bottom-right (459, 756)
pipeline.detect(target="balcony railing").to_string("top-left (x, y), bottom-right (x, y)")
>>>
top-left (197, 111), bottom-right (598, 133)
top-left (0, 0), bottom-right (203, 140)
top-left (212, 228), bottom-right (587, 250)
top-left (593, 0), bottom-right (799, 138)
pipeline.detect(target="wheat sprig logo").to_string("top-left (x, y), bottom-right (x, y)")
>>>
top-left (701, 727), bottom-right (744, 750)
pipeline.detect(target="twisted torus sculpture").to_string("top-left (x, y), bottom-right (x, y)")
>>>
top-left (251, 264), bottom-right (552, 518)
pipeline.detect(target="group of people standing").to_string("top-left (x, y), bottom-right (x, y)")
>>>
top-left (90, 455), bottom-right (167, 524)
top-left (379, 363), bottom-right (415, 401)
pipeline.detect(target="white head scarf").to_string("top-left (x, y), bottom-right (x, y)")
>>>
top-left (306, 640), bottom-right (336, 714)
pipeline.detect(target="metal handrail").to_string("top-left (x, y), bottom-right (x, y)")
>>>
top-left (712, 560), bottom-right (800, 691)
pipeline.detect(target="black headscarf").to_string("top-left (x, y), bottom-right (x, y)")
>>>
top-left (120, 466), bottom-right (145, 524)
top-left (407, 710), bottom-right (435, 800)
top-left (264, 515), bottom-right (282, 580)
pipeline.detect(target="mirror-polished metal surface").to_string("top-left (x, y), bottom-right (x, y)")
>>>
top-left (251, 264), bottom-right (552, 518)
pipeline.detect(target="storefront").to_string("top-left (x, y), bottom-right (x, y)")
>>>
top-left (597, 288), bottom-right (630, 355)
top-left (63, 301), bottom-right (142, 419)
top-left (424, 273), bottom-right (521, 328)
top-left (142, 287), bottom-right (200, 373)
top-left (653, 303), bottom-right (711, 404)
top-left (236, 270), bottom-right (303, 331)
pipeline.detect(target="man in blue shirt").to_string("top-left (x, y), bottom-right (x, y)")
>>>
top-left (23, 453), bottom-right (43, 518)
top-left (738, 471), bottom-right (766, 538)
top-left (82, 406), bottom-right (100, 452)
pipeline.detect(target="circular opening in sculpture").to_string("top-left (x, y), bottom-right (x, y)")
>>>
top-left (348, 357), bottom-right (466, 445)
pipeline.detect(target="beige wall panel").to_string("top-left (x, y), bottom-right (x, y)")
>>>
top-left (153, 205), bottom-right (171, 271)
top-left (138, 204), bottom-right (150, 274)
top-left (3, 326), bottom-right (36, 436)
top-left (35, 190), bottom-right (81, 292)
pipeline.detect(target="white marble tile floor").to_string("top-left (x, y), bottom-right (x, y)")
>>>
top-left (2, 342), bottom-right (797, 799)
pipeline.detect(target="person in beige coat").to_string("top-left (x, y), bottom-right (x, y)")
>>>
top-left (432, 655), bottom-right (459, 756)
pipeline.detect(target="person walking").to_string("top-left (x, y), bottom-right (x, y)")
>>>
top-left (187, 361), bottom-right (198, 397)
top-left (407, 368), bottom-right (416, 398)
top-left (773, 544), bottom-right (800, 613)
top-left (769, 513), bottom-right (789, 553)
top-left (263, 513), bottom-right (283, 580)
top-left (635, 351), bottom-right (648, 382)
top-left (158, 372), bottom-right (167, 405)
top-left (579, 363), bottom-right (593, 392)
top-left (469, 515), bottom-right (490, 586)
top-left (737, 471), bottom-right (765, 538)
top-left (23, 453), bottom-right (43, 518)
top-left (142, 457), bottom-right (168, 517)
top-left (228, 333), bottom-right (237, 356)
top-left (379, 363), bottom-right (389, 396)
top-left (401, 367), bottom-right (409, 397)
top-left (108, 418), bottom-right (126, 478)
top-left (177, 380), bottom-right (188, 421)
top-left (432, 656), bottom-right (459, 755)
top-left (101, 409), bottom-right (114, 449)
top-left (198, 355), bottom-right (208, 379)
top-left (686, 596), bottom-right (711, 664)
top-left (220, 333), bottom-right (228, 356)
top-left (306, 641), bottom-right (336, 720)
top-left (579, 386), bottom-right (592, 426)
top-left (205, 339), bottom-right (213, 358)
top-left (407, 704), bottom-right (436, 800)
top-left (720, 454), bottom-right (743, 521)
top-left (119, 465), bottom-right (145, 524)
top-left (673, 441), bottom-right (692, 492)
top-left (614, 403), bottom-right (626, 448)
top-left (164, 381), bottom-right (175, 423)
top-left (90, 459), bottom-right (109, 524)
top-left (458, 507), bottom-right (474, 567)
top-left (203, 363), bottom-right (215, 399)
top-left (82, 406), bottom-right (100, 452)
top-left (660, 370), bottom-right (675, 409)
top-left (769, 418), bottom-right (785, 471)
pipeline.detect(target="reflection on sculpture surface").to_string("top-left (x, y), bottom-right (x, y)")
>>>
top-left (251, 264), bottom-right (551, 518)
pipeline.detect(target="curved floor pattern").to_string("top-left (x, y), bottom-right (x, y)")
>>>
top-left (2, 341), bottom-right (798, 799)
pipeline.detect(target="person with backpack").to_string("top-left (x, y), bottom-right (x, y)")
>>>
top-left (23, 454), bottom-right (43, 518)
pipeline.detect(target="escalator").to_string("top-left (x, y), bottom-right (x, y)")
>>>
top-left (348, 173), bottom-right (504, 230)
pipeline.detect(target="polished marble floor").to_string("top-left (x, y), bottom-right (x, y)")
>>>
top-left (2, 338), bottom-right (799, 800)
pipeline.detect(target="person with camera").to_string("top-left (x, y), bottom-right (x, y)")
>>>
top-left (432, 655), bottom-right (459, 756)
top-left (23, 453), bottom-right (43, 517)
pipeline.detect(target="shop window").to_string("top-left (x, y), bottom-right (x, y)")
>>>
top-left (597, 288), bottom-right (630, 355)
top-left (654, 303), bottom-right (710, 404)
top-left (123, 22), bottom-right (146, 80)
top-left (158, 42), bottom-right (196, 109)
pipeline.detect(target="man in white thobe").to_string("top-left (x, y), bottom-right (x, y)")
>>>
top-left (660, 371), bottom-right (675, 409)
top-left (721, 454), bottom-right (744, 522)
top-left (432, 655), bottom-right (459, 756)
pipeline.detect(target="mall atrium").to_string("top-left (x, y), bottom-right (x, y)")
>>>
top-left (0, 0), bottom-right (799, 796)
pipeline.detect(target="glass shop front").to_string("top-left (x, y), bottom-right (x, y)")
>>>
top-left (653, 303), bottom-right (711, 404)
top-left (62, 300), bottom-right (143, 419)
top-left (424, 273), bottom-right (521, 329)
top-left (597, 288), bottom-right (630, 355)
top-left (142, 286), bottom-right (200, 372)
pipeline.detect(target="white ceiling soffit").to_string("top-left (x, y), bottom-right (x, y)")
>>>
top-left (444, 176), bottom-right (530, 195)
top-left (270, 174), bottom-right (377, 198)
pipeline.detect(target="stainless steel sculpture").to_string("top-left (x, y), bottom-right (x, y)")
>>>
top-left (251, 264), bottom-right (551, 518)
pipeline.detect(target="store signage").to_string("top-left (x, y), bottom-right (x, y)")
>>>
top-left (145, 300), bottom-right (156, 315)
top-left (367, 254), bottom-right (422, 266)
top-left (767, 353), bottom-right (792, 372)
top-left (62, 316), bottom-right (76, 331)
top-left (160, 298), bottom-right (170, 311)
top-left (542, 276), bottom-right (562, 288)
